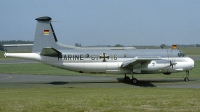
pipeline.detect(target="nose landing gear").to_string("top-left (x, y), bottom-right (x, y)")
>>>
top-left (184, 70), bottom-right (189, 82)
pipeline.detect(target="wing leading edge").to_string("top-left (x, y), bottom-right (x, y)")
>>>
top-left (121, 56), bottom-right (161, 68)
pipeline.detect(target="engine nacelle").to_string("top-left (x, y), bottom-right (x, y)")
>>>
top-left (140, 60), bottom-right (171, 71)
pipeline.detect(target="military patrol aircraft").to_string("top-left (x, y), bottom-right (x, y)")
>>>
top-left (4, 16), bottom-right (195, 84)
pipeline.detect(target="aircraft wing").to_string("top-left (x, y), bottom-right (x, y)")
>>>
top-left (121, 56), bottom-right (161, 68)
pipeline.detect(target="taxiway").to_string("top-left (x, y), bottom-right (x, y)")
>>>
top-left (0, 74), bottom-right (200, 88)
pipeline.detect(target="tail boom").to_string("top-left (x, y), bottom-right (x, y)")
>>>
top-left (4, 53), bottom-right (41, 61)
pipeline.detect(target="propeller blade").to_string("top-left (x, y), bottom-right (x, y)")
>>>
top-left (170, 61), bottom-right (173, 68)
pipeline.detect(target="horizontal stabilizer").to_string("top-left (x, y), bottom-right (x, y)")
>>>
top-left (40, 48), bottom-right (61, 56)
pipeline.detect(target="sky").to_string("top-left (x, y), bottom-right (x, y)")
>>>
top-left (0, 0), bottom-right (200, 46)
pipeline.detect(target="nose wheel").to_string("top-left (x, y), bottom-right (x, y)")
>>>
top-left (184, 70), bottom-right (189, 82)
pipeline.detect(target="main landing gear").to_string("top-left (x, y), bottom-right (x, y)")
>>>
top-left (124, 73), bottom-right (138, 84)
top-left (184, 70), bottom-right (189, 82)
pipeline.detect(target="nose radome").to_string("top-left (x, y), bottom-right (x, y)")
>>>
top-left (189, 58), bottom-right (195, 68)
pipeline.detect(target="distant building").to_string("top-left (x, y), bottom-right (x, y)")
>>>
top-left (3, 44), bottom-right (33, 51)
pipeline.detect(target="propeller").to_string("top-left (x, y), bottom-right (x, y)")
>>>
top-left (170, 61), bottom-right (177, 68)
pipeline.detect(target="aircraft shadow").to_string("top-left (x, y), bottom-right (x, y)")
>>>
top-left (46, 81), bottom-right (120, 85)
top-left (117, 78), bottom-right (156, 87)
top-left (116, 78), bottom-right (191, 87)
top-left (40, 78), bottom-right (193, 87)
top-left (49, 81), bottom-right (69, 85)
top-left (47, 80), bottom-right (156, 87)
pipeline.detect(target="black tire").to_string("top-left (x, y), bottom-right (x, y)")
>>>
top-left (132, 78), bottom-right (138, 84)
top-left (184, 77), bottom-right (189, 82)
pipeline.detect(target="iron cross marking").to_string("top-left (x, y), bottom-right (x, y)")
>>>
top-left (100, 53), bottom-right (109, 62)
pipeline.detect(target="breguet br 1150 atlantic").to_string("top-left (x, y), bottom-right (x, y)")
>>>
top-left (4, 16), bottom-right (195, 84)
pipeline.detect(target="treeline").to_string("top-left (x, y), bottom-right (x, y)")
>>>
top-left (0, 40), bottom-right (33, 45)
top-left (0, 40), bottom-right (33, 51)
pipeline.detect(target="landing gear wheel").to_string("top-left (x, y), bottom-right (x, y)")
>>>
top-left (184, 71), bottom-right (189, 82)
top-left (132, 78), bottom-right (138, 84)
top-left (124, 76), bottom-right (130, 82)
top-left (184, 77), bottom-right (189, 82)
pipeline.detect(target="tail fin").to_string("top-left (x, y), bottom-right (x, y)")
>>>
top-left (32, 16), bottom-right (58, 53)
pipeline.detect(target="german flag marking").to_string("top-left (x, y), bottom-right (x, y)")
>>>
top-left (44, 30), bottom-right (49, 35)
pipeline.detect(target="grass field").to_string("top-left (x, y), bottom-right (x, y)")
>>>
top-left (0, 88), bottom-right (200, 112)
top-left (0, 63), bottom-right (83, 76)
top-left (179, 47), bottom-right (200, 55)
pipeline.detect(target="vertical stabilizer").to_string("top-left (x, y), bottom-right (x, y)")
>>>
top-left (32, 16), bottom-right (58, 53)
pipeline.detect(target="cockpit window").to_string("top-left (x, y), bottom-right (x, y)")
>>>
top-left (178, 52), bottom-right (185, 57)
